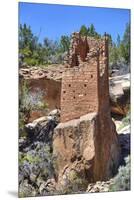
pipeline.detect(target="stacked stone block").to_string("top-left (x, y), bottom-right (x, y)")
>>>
top-left (60, 32), bottom-right (109, 122)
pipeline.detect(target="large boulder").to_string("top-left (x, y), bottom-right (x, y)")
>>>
top-left (53, 112), bottom-right (120, 190)
top-left (109, 74), bottom-right (130, 116)
top-left (23, 109), bottom-right (60, 144)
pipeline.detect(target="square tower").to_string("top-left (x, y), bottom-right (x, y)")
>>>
top-left (60, 33), bottom-right (109, 122)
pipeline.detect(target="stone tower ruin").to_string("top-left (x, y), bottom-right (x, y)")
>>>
top-left (60, 32), bottom-right (109, 122)
top-left (53, 33), bottom-right (120, 185)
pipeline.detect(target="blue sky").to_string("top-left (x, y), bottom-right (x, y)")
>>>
top-left (19, 2), bottom-right (130, 43)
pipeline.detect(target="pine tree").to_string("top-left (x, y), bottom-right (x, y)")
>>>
top-left (60, 35), bottom-right (70, 52)
top-left (120, 23), bottom-right (130, 64)
top-left (117, 34), bottom-right (121, 48)
top-left (87, 24), bottom-right (101, 38)
top-left (79, 25), bottom-right (88, 36)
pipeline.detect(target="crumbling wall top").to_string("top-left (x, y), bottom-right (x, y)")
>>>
top-left (66, 32), bottom-right (108, 68)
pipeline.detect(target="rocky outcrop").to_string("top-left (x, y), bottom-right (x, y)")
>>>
top-left (53, 112), bottom-right (120, 190)
top-left (86, 180), bottom-right (113, 193)
top-left (19, 65), bottom-right (66, 80)
top-left (117, 124), bottom-right (130, 164)
top-left (85, 124), bottom-right (130, 194)
top-left (19, 65), bottom-right (64, 122)
top-left (109, 74), bottom-right (130, 116)
top-left (24, 109), bottom-right (60, 142)
top-left (19, 65), bottom-right (130, 120)
top-left (53, 113), bottom-right (97, 189)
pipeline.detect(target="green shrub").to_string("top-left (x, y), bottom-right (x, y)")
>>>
top-left (19, 80), bottom-right (48, 126)
top-left (118, 110), bottom-right (130, 131)
top-left (59, 170), bottom-right (88, 194)
top-left (122, 110), bottom-right (130, 126)
top-left (109, 156), bottom-right (130, 191)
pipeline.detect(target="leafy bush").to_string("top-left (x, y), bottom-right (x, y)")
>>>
top-left (122, 110), bottom-right (130, 126)
top-left (119, 110), bottom-right (130, 131)
top-left (109, 156), bottom-right (130, 191)
top-left (19, 81), bottom-right (48, 125)
top-left (58, 170), bottom-right (88, 194)
top-left (19, 81), bottom-right (48, 138)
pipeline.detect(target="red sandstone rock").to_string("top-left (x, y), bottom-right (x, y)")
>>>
top-left (53, 113), bottom-right (120, 184)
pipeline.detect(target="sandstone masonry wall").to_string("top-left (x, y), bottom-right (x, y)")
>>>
top-left (61, 60), bottom-right (99, 122)
top-left (60, 33), bottom-right (109, 122)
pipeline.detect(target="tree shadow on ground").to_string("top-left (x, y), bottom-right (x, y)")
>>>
top-left (118, 133), bottom-right (130, 165)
